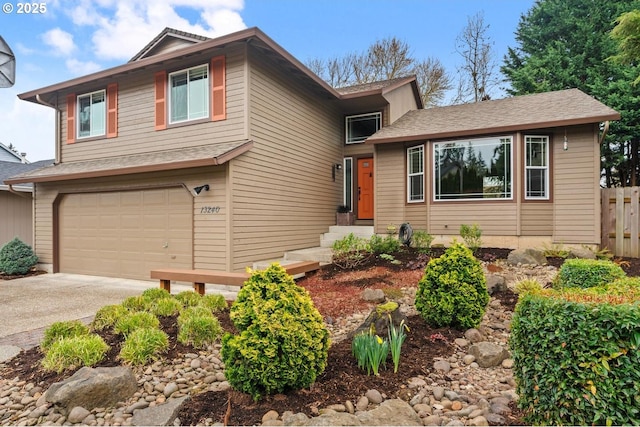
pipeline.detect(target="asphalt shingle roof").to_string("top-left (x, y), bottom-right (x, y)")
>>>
top-left (0, 160), bottom-right (53, 189)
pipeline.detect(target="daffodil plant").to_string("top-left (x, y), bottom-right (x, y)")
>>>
top-left (352, 330), bottom-right (389, 376)
top-left (388, 317), bottom-right (409, 373)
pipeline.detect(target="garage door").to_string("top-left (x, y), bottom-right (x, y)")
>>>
top-left (59, 188), bottom-right (192, 280)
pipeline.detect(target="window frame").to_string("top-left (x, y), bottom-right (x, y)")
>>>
top-left (407, 145), bottom-right (425, 203)
top-left (168, 64), bottom-right (210, 125)
top-left (77, 89), bottom-right (106, 139)
top-left (524, 135), bottom-right (550, 200)
top-left (345, 112), bottom-right (381, 144)
top-left (433, 136), bottom-right (513, 202)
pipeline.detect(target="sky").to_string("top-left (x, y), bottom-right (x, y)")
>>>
top-left (0, 0), bottom-right (537, 162)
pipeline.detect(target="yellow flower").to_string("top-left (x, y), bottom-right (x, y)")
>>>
top-left (376, 335), bottom-right (383, 345)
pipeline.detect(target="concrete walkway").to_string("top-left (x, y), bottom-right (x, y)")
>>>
top-left (0, 273), bottom-right (239, 360)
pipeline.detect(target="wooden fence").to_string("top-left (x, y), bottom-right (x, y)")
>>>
top-left (601, 186), bottom-right (640, 257)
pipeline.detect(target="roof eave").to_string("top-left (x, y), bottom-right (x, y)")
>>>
top-left (366, 114), bottom-right (621, 145)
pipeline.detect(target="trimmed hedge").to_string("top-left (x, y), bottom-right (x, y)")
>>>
top-left (553, 258), bottom-right (625, 289)
top-left (221, 263), bottom-right (330, 400)
top-left (510, 284), bottom-right (640, 425)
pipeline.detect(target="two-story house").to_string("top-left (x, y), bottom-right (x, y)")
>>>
top-left (5, 27), bottom-right (620, 281)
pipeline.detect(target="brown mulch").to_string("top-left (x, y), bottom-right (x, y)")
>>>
top-left (2, 247), bottom-right (639, 426)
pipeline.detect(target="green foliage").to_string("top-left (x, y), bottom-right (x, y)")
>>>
top-left (331, 233), bottom-right (373, 269)
top-left (114, 311), bottom-right (160, 337)
top-left (510, 288), bottom-right (640, 425)
top-left (121, 295), bottom-right (151, 312)
top-left (200, 294), bottom-right (228, 312)
top-left (369, 234), bottom-right (401, 255)
top-left (542, 242), bottom-right (570, 258)
top-left (41, 320), bottom-right (90, 352)
top-left (411, 230), bottom-right (434, 253)
top-left (91, 304), bottom-right (129, 331)
top-left (221, 264), bottom-right (330, 400)
top-left (141, 288), bottom-right (171, 301)
top-left (388, 318), bottom-right (409, 373)
top-left (0, 237), bottom-right (38, 275)
top-left (119, 328), bottom-right (169, 365)
top-left (554, 258), bottom-right (626, 289)
top-left (41, 335), bottom-right (109, 373)
top-left (352, 332), bottom-right (389, 376)
top-left (610, 10), bottom-right (640, 84)
top-left (151, 297), bottom-right (183, 317)
top-left (177, 308), bottom-right (222, 349)
top-left (414, 243), bottom-right (489, 329)
top-left (514, 278), bottom-right (543, 296)
top-left (459, 224), bottom-right (482, 253)
top-left (174, 290), bottom-right (202, 308)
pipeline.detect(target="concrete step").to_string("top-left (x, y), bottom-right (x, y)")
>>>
top-left (284, 247), bottom-right (333, 264)
top-left (320, 226), bottom-right (376, 248)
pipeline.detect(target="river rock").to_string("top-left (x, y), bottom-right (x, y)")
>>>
top-left (356, 399), bottom-right (422, 426)
top-left (468, 342), bottom-right (510, 368)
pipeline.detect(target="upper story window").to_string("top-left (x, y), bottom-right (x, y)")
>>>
top-left (525, 135), bottom-right (550, 200)
top-left (169, 64), bottom-right (209, 124)
top-left (434, 136), bottom-right (512, 201)
top-left (346, 112), bottom-right (381, 144)
top-left (78, 90), bottom-right (106, 138)
top-left (407, 145), bottom-right (424, 203)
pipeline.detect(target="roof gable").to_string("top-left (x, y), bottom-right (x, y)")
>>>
top-left (0, 141), bottom-right (25, 162)
top-left (367, 88), bottom-right (621, 144)
top-left (129, 27), bottom-right (211, 62)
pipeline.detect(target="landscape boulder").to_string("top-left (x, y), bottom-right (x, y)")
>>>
top-left (506, 248), bottom-right (547, 266)
top-left (468, 342), bottom-right (510, 368)
top-left (567, 246), bottom-right (597, 260)
top-left (44, 366), bottom-right (137, 415)
top-left (485, 274), bottom-right (506, 295)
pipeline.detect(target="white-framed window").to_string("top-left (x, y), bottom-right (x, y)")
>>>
top-left (407, 145), bottom-right (424, 202)
top-left (525, 135), bottom-right (549, 200)
top-left (78, 90), bottom-right (106, 138)
top-left (434, 136), bottom-right (512, 201)
top-left (343, 157), bottom-right (353, 210)
top-left (169, 64), bottom-right (209, 124)
top-left (346, 112), bottom-right (381, 144)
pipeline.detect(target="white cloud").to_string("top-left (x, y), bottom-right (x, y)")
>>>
top-left (65, 58), bottom-right (103, 76)
top-left (41, 28), bottom-right (76, 56)
top-left (67, 0), bottom-right (247, 61)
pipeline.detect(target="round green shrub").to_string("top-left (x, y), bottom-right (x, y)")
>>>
top-left (119, 328), bottom-right (169, 365)
top-left (151, 297), bottom-right (183, 316)
top-left (514, 278), bottom-right (543, 296)
top-left (553, 258), bottom-right (626, 289)
top-left (415, 243), bottom-right (489, 329)
top-left (0, 237), bottom-right (38, 275)
top-left (41, 320), bottom-right (90, 352)
top-left (200, 294), bottom-right (228, 312)
top-left (177, 312), bottom-right (222, 349)
top-left (91, 304), bottom-right (129, 331)
top-left (114, 311), bottom-right (159, 337)
top-left (174, 290), bottom-right (202, 308)
top-left (141, 288), bottom-right (171, 301)
top-left (41, 335), bottom-right (109, 373)
top-left (221, 264), bottom-right (330, 400)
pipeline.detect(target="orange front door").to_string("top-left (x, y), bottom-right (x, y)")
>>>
top-left (357, 158), bottom-right (374, 220)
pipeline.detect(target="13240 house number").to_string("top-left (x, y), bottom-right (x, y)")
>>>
top-left (200, 206), bottom-right (221, 214)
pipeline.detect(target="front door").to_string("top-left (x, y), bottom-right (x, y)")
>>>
top-left (357, 158), bottom-right (374, 220)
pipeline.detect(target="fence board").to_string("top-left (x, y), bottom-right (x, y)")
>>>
top-left (602, 186), bottom-right (640, 257)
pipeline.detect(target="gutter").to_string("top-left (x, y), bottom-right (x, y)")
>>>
top-left (35, 94), bottom-right (60, 163)
top-left (7, 184), bottom-right (32, 199)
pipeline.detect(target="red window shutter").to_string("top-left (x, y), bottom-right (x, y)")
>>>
top-left (106, 83), bottom-right (118, 138)
top-left (154, 71), bottom-right (167, 130)
top-left (211, 56), bottom-right (226, 121)
top-left (66, 93), bottom-right (75, 143)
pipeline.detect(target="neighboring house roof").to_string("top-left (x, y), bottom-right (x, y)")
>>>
top-left (4, 141), bottom-right (253, 185)
top-left (0, 141), bottom-right (26, 163)
top-left (129, 27), bottom-right (211, 62)
top-left (367, 88), bottom-right (621, 144)
top-left (0, 159), bottom-right (53, 191)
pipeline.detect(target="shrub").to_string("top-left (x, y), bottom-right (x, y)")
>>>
top-left (119, 328), bottom-right (169, 365)
top-left (200, 294), bottom-right (228, 312)
top-left (41, 320), bottom-right (90, 352)
top-left (151, 297), bottom-right (183, 317)
top-left (141, 288), bottom-right (171, 301)
top-left (121, 295), bottom-right (151, 311)
top-left (369, 234), bottom-right (400, 255)
top-left (414, 243), bottom-right (489, 329)
top-left (41, 335), bottom-right (109, 373)
top-left (177, 309), bottom-right (222, 348)
top-left (553, 258), bottom-right (626, 289)
top-left (174, 290), bottom-right (202, 308)
top-left (514, 278), bottom-right (543, 296)
top-left (0, 237), bottom-right (38, 275)
top-left (411, 230), bottom-right (434, 253)
top-left (221, 264), bottom-right (330, 400)
top-left (114, 311), bottom-right (159, 337)
top-left (459, 223), bottom-right (482, 253)
top-left (541, 242), bottom-right (570, 258)
top-left (511, 288), bottom-right (640, 425)
top-left (91, 304), bottom-right (129, 331)
top-left (331, 233), bottom-right (372, 269)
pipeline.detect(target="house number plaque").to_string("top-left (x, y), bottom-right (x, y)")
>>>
top-left (200, 206), bottom-right (221, 214)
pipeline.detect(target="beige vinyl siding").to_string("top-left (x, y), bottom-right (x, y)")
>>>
top-left (59, 45), bottom-right (246, 162)
top-left (33, 166), bottom-right (227, 270)
top-left (429, 203), bottom-right (518, 236)
top-left (552, 125), bottom-right (600, 244)
top-left (0, 192), bottom-right (33, 246)
top-left (383, 84), bottom-right (420, 124)
top-left (229, 48), bottom-right (343, 270)
top-left (520, 204), bottom-right (553, 235)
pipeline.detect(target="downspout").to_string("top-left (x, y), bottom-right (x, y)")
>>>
top-left (35, 94), bottom-right (61, 163)
top-left (599, 121), bottom-right (610, 145)
top-left (7, 184), bottom-right (31, 199)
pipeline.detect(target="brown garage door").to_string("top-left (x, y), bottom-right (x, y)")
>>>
top-left (59, 188), bottom-right (192, 280)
